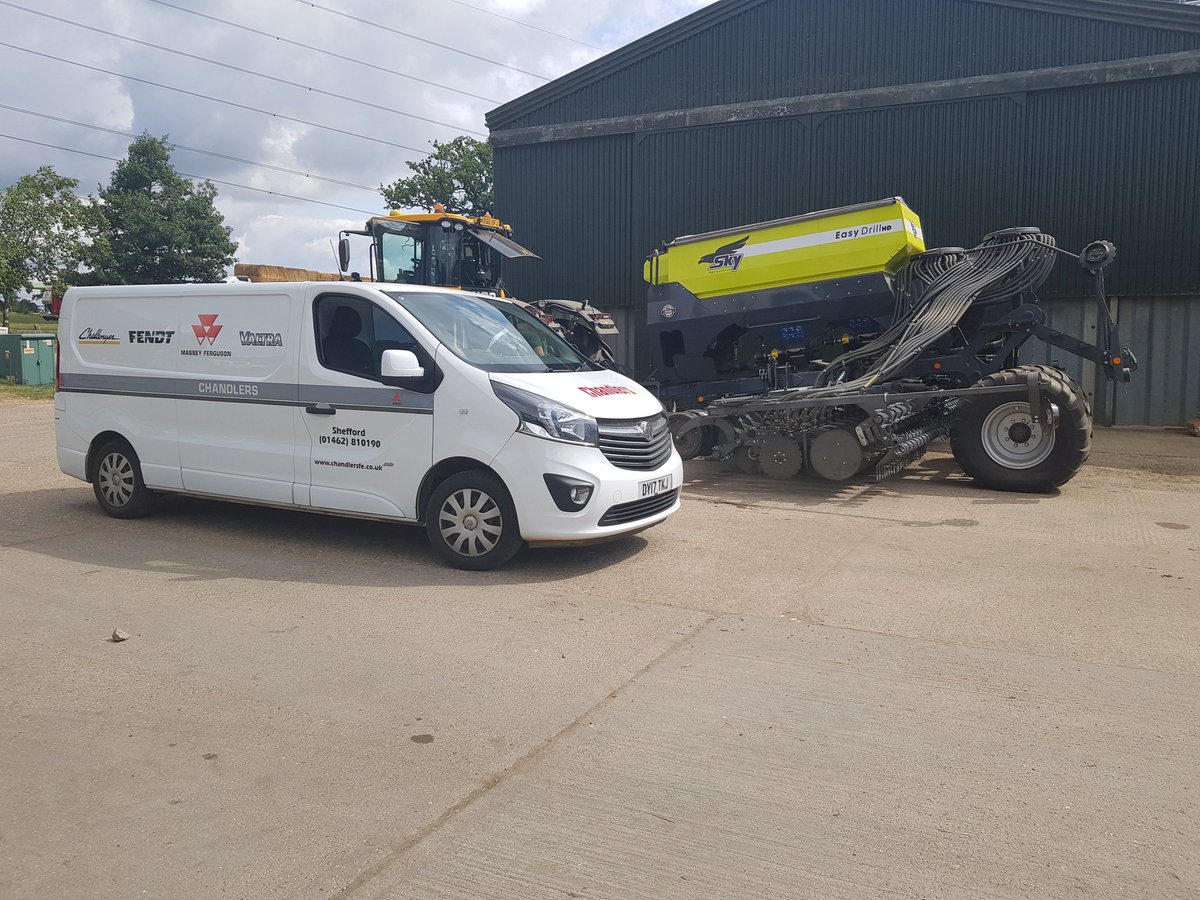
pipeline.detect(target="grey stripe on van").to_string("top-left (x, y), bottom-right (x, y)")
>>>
top-left (60, 372), bottom-right (435, 413)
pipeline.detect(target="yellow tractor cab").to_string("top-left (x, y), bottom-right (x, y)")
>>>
top-left (338, 204), bottom-right (539, 294)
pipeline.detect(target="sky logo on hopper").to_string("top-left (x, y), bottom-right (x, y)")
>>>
top-left (193, 314), bottom-right (223, 345)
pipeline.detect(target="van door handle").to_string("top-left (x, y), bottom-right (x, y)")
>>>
top-left (305, 403), bottom-right (336, 415)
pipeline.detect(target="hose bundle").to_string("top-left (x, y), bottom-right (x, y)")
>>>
top-left (807, 228), bottom-right (1057, 397)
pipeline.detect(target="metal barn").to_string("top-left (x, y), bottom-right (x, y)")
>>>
top-left (487, 0), bottom-right (1200, 425)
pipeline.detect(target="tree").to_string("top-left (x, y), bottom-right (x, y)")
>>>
top-left (380, 136), bottom-right (493, 216)
top-left (0, 166), bottom-right (103, 327)
top-left (87, 134), bottom-right (237, 284)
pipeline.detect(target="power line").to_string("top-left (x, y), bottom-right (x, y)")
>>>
top-left (285, 0), bottom-right (553, 82)
top-left (442, 0), bottom-right (608, 51)
top-left (0, 43), bottom-right (432, 156)
top-left (1, 103), bottom-right (382, 194)
top-left (1, 2), bottom-right (486, 137)
top-left (0, 133), bottom-right (382, 216)
top-left (137, 0), bottom-right (503, 105)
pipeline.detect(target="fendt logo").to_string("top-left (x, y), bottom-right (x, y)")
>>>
top-left (699, 235), bottom-right (749, 272)
top-left (192, 314), bottom-right (223, 345)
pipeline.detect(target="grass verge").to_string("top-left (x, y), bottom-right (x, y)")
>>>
top-left (4, 312), bottom-right (59, 334)
top-left (0, 382), bottom-right (55, 401)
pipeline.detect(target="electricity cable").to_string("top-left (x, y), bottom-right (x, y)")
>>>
top-left (135, 0), bottom-right (503, 104)
top-left (0, 133), bottom-right (383, 216)
top-left (0, 3), bottom-right (486, 136)
top-left (441, 0), bottom-right (607, 51)
top-left (0, 43), bottom-right (432, 155)
top-left (284, 0), bottom-right (554, 81)
top-left (1, 103), bottom-right (381, 193)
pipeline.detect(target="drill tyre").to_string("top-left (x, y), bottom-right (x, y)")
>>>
top-left (670, 414), bottom-right (719, 461)
top-left (950, 365), bottom-right (1091, 493)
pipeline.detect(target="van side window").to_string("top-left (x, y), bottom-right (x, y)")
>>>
top-left (314, 295), bottom-right (418, 380)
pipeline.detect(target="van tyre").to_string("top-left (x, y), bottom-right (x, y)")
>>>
top-left (950, 365), bottom-right (1091, 492)
top-left (426, 471), bottom-right (523, 570)
top-left (91, 439), bottom-right (156, 518)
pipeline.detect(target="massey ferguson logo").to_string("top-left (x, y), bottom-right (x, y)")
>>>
top-left (193, 314), bottom-right (223, 345)
top-left (579, 384), bottom-right (636, 398)
top-left (699, 235), bottom-right (749, 272)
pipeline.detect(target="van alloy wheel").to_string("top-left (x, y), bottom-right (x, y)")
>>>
top-left (90, 439), bottom-right (156, 519)
top-left (98, 451), bottom-right (136, 507)
top-left (425, 471), bottom-right (523, 570)
top-left (438, 488), bottom-right (503, 557)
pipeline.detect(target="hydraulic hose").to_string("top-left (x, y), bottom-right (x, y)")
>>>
top-left (802, 230), bottom-right (1056, 399)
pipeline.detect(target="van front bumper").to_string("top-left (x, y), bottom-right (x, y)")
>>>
top-left (491, 432), bottom-right (683, 543)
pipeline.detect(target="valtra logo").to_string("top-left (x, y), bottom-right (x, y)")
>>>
top-left (193, 314), bottom-right (223, 345)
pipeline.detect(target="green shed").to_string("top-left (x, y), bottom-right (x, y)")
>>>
top-left (0, 333), bottom-right (56, 386)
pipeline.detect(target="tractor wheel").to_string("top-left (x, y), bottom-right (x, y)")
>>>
top-left (950, 365), bottom-right (1091, 492)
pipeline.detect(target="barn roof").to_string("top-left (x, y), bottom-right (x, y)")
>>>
top-left (486, 0), bottom-right (1200, 131)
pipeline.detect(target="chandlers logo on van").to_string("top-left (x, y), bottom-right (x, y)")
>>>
top-left (77, 327), bottom-right (120, 345)
top-left (196, 381), bottom-right (258, 397)
top-left (193, 314), bottom-right (223, 345)
top-left (579, 384), bottom-right (636, 398)
top-left (239, 331), bottom-right (283, 347)
top-left (699, 235), bottom-right (749, 272)
top-left (128, 330), bottom-right (175, 344)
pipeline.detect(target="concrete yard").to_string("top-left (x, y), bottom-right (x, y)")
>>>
top-left (1, 399), bottom-right (1197, 899)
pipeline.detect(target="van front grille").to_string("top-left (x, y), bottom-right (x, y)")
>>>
top-left (597, 415), bottom-right (673, 471)
top-left (598, 489), bottom-right (680, 526)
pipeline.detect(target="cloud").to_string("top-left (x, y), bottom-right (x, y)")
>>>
top-left (1, 0), bottom-right (715, 271)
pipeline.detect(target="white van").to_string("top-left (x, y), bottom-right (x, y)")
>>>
top-left (55, 282), bottom-right (682, 569)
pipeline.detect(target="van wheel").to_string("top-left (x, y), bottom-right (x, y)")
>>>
top-left (425, 471), bottom-right (523, 570)
top-left (91, 440), bottom-right (156, 518)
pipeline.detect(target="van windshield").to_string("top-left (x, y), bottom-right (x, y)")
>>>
top-left (385, 291), bottom-right (591, 373)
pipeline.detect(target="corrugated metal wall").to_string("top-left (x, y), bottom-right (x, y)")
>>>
top-left (490, 2), bottom-right (1200, 425)
top-left (491, 0), bottom-right (1200, 129)
top-left (1021, 295), bottom-right (1200, 428)
top-left (1111, 296), bottom-right (1200, 426)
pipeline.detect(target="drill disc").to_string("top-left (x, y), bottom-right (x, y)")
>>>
top-left (758, 435), bottom-right (804, 480)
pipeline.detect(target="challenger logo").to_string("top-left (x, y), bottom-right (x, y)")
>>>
top-left (77, 327), bottom-right (120, 345)
top-left (192, 314), bottom-right (223, 345)
top-left (699, 236), bottom-right (749, 272)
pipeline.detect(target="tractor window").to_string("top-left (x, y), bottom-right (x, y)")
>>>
top-left (381, 232), bottom-right (423, 283)
top-left (460, 238), bottom-right (497, 290)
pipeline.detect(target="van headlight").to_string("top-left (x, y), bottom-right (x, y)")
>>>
top-left (492, 381), bottom-right (599, 446)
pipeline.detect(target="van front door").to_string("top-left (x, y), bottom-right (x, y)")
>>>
top-left (297, 290), bottom-right (435, 519)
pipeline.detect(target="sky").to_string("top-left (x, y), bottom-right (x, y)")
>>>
top-left (0, 0), bottom-right (717, 273)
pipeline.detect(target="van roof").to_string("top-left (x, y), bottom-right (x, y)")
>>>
top-left (64, 282), bottom-right (499, 300)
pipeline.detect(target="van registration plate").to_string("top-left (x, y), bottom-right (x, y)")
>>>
top-left (638, 474), bottom-right (673, 499)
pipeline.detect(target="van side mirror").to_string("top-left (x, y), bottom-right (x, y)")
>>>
top-left (338, 237), bottom-right (351, 272)
top-left (380, 349), bottom-right (424, 384)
